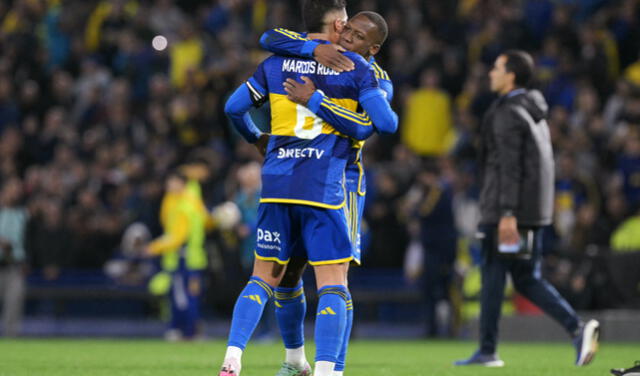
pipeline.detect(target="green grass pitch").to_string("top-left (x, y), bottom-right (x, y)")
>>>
top-left (0, 339), bottom-right (636, 375)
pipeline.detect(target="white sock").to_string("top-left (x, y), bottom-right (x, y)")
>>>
top-left (285, 346), bottom-right (308, 368)
top-left (223, 346), bottom-right (243, 368)
top-left (333, 371), bottom-right (344, 376)
top-left (314, 361), bottom-right (335, 376)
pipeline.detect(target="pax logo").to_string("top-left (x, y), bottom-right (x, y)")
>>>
top-left (257, 228), bottom-right (281, 243)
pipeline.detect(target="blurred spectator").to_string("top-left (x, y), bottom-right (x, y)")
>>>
top-left (0, 177), bottom-right (28, 337)
top-left (616, 132), bottom-right (640, 208)
top-left (554, 152), bottom-right (600, 249)
top-left (233, 161), bottom-right (261, 273)
top-left (365, 167), bottom-right (408, 268)
top-left (405, 162), bottom-right (457, 337)
top-left (611, 206), bottom-right (640, 252)
top-left (26, 198), bottom-right (69, 281)
top-left (169, 23), bottom-right (204, 89)
top-left (401, 68), bottom-right (454, 157)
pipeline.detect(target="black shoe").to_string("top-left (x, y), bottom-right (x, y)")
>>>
top-left (611, 361), bottom-right (640, 376)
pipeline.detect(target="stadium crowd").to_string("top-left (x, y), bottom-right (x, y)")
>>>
top-left (1, 0), bottom-right (640, 333)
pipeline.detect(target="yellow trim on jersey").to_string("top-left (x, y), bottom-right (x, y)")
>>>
top-left (270, 93), bottom-right (356, 137)
top-left (320, 99), bottom-right (373, 126)
top-left (321, 98), bottom-right (370, 121)
top-left (372, 62), bottom-right (384, 80)
top-left (308, 256), bottom-right (354, 266)
top-left (372, 62), bottom-right (390, 80)
top-left (254, 251), bottom-right (290, 265)
top-left (260, 197), bottom-right (346, 210)
top-left (274, 28), bottom-right (309, 41)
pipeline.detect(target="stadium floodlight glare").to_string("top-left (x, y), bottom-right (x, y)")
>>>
top-left (152, 35), bottom-right (168, 51)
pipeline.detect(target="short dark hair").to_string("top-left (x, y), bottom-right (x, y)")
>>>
top-left (355, 11), bottom-right (388, 45)
top-left (302, 0), bottom-right (347, 33)
top-left (502, 50), bottom-right (534, 87)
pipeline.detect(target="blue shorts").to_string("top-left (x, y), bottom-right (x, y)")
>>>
top-left (345, 190), bottom-right (365, 265)
top-left (255, 203), bottom-right (353, 265)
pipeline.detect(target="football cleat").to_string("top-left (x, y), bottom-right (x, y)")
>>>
top-left (611, 361), bottom-right (640, 376)
top-left (219, 358), bottom-right (241, 376)
top-left (274, 362), bottom-right (312, 376)
top-left (574, 319), bottom-right (600, 366)
top-left (454, 350), bottom-right (505, 367)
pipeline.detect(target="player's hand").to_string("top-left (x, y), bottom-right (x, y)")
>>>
top-left (313, 43), bottom-right (354, 72)
top-left (498, 215), bottom-right (519, 245)
top-left (284, 77), bottom-right (316, 105)
top-left (254, 133), bottom-right (270, 156)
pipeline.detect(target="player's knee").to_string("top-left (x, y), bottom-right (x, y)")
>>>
top-left (278, 257), bottom-right (307, 287)
top-left (252, 259), bottom-right (285, 286)
top-left (314, 262), bottom-right (349, 288)
top-left (279, 270), bottom-right (302, 288)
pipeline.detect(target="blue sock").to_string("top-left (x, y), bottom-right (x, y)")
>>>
top-left (275, 282), bottom-right (306, 349)
top-left (334, 290), bottom-right (353, 371)
top-left (314, 285), bottom-right (348, 363)
top-left (227, 276), bottom-right (274, 349)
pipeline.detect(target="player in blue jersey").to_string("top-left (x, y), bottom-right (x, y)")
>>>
top-left (258, 11), bottom-right (395, 376)
top-left (219, 1), bottom-right (398, 375)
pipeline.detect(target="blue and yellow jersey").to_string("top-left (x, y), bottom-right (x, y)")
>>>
top-left (246, 48), bottom-right (380, 209)
top-left (258, 29), bottom-right (395, 196)
top-left (345, 57), bottom-right (393, 196)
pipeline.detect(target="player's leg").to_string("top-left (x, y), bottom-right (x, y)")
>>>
top-left (220, 203), bottom-right (291, 376)
top-left (299, 205), bottom-right (353, 376)
top-left (313, 262), bottom-right (350, 376)
top-left (167, 264), bottom-right (188, 341)
top-left (183, 270), bottom-right (203, 339)
top-left (221, 258), bottom-right (286, 375)
top-left (455, 226), bottom-right (507, 366)
top-left (510, 228), bottom-right (597, 366)
top-left (274, 256), bottom-right (311, 376)
top-left (334, 191), bottom-right (362, 376)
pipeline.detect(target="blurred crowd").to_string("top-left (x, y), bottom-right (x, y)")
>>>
top-left (1, 0), bottom-right (640, 323)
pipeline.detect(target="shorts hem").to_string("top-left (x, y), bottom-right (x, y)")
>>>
top-left (260, 198), bottom-right (346, 210)
top-left (308, 256), bottom-right (353, 266)
top-left (254, 251), bottom-right (289, 265)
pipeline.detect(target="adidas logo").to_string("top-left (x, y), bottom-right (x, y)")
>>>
top-left (243, 295), bottom-right (263, 305)
top-left (318, 307), bottom-right (336, 315)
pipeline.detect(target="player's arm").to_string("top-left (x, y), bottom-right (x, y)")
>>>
top-left (259, 28), bottom-right (354, 72)
top-left (284, 77), bottom-right (374, 140)
top-left (312, 75), bottom-right (395, 135)
top-left (224, 78), bottom-right (266, 144)
top-left (284, 81), bottom-right (397, 138)
top-left (379, 77), bottom-right (394, 103)
top-left (147, 212), bottom-right (189, 255)
top-left (358, 88), bottom-right (398, 134)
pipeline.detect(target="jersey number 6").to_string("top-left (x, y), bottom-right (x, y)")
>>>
top-left (294, 104), bottom-right (323, 139)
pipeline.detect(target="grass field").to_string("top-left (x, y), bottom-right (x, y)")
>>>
top-left (0, 338), bottom-right (637, 376)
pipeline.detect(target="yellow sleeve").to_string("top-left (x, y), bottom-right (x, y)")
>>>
top-left (148, 211), bottom-right (190, 255)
